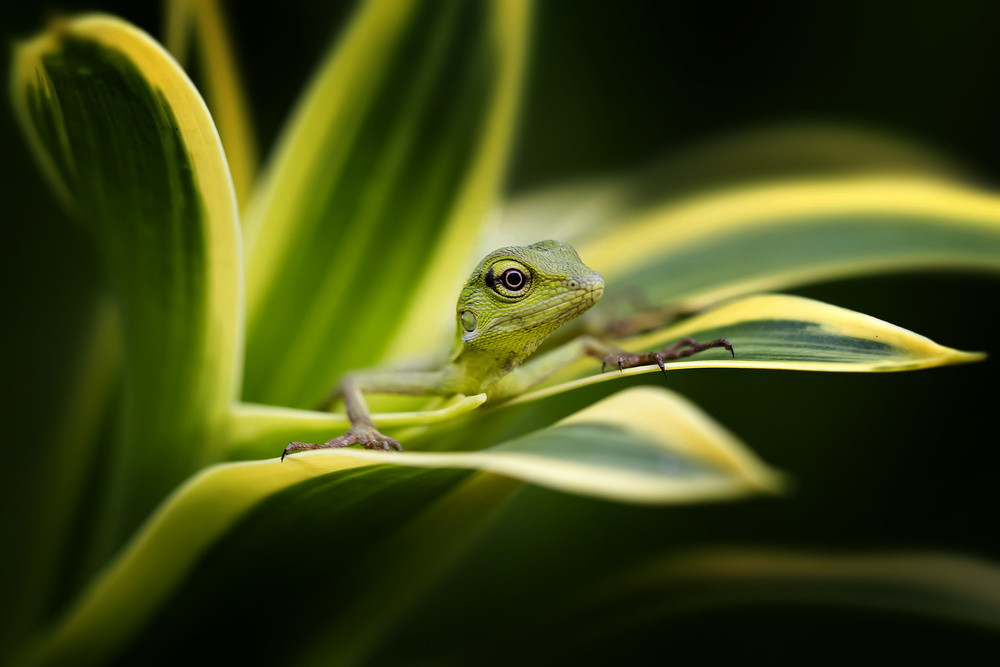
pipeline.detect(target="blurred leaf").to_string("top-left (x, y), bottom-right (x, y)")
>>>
top-left (491, 123), bottom-right (966, 251)
top-left (558, 548), bottom-right (1000, 645)
top-left (242, 0), bottom-right (529, 408)
top-left (576, 176), bottom-right (1000, 313)
top-left (163, 0), bottom-right (259, 208)
top-left (29, 386), bottom-right (777, 664)
top-left (11, 15), bottom-right (243, 546)
top-left (7, 298), bottom-right (121, 653)
top-left (514, 293), bottom-right (982, 402)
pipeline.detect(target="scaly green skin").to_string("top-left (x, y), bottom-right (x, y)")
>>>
top-left (282, 240), bottom-right (731, 458)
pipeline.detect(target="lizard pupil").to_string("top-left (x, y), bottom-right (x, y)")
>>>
top-left (501, 269), bottom-right (525, 290)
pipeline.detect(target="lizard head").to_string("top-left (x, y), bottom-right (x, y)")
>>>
top-left (456, 240), bottom-right (604, 357)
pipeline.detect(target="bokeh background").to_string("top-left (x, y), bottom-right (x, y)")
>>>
top-left (4, 1), bottom-right (1000, 662)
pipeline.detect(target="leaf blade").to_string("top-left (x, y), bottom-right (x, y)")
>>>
top-left (275, 386), bottom-right (783, 503)
top-left (511, 293), bottom-right (983, 404)
top-left (11, 14), bottom-right (244, 544)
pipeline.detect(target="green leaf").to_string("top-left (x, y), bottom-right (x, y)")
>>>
top-left (11, 15), bottom-right (244, 544)
top-left (242, 0), bottom-right (529, 408)
top-left (28, 386), bottom-right (778, 664)
top-left (575, 176), bottom-right (1000, 313)
top-left (512, 293), bottom-right (983, 403)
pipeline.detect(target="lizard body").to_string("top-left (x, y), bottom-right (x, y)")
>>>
top-left (282, 240), bottom-right (731, 458)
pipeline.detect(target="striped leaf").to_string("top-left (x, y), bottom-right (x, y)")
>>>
top-left (11, 15), bottom-right (243, 545)
top-left (514, 293), bottom-right (982, 403)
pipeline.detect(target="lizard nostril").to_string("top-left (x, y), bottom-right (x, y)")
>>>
top-left (568, 280), bottom-right (578, 289)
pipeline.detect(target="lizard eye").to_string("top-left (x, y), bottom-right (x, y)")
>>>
top-left (487, 260), bottom-right (531, 298)
top-left (500, 269), bottom-right (526, 290)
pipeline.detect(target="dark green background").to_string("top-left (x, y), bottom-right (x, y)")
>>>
top-left (3, 1), bottom-right (999, 664)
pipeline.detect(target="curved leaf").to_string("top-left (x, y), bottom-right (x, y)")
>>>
top-left (11, 15), bottom-right (243, 546)
top-left (294, 385), bottom-right (783, 503)
top-left (242, 0), bottom-right (530, 408)
top-left (28, 386), bottom-right (778, 664)
top-left (575, 176), bottom-right (1000, 313)
top-left (512, 293), bottom-right (983, 403)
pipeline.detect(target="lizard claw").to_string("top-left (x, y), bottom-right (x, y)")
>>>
top-left (653, 353), bottom-right (668, 380)
top-left (282, 441), bottom-right (319, 461)
top-left (618, 356), bottom-right (625, 373)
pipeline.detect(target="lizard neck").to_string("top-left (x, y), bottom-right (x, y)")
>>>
top-left (448, 336), bottom-right (546, 395)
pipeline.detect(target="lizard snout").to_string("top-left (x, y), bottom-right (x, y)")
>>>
top-left (571, 269), bottom-right (604, 307)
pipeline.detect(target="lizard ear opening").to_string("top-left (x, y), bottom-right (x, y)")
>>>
top-left (460, 310), bottom-right (477, 332)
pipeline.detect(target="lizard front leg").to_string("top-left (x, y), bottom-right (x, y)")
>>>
top-left (282, 371), bottom-right (447, 460)
top-left (601, 336), bottom-right (734, 379)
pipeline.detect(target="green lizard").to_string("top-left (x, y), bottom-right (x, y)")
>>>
top-left (282, 240), bottom-right (732, 459)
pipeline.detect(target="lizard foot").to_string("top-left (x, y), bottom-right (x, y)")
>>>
top-left (601, 336), bottom-right (734, 379)
top-left (282, 426), bottom-right (402, 461)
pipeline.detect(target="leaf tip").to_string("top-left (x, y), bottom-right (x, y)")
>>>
top-left (944, 349), bottom-right (988, 366)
